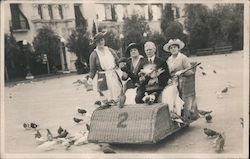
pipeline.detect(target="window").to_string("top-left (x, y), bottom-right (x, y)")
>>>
top-left (151, 4), bottom-right (162, 21)
top-left (48, 5), bottom-right (53, 20)
top-left (38, 4), bottom-right (43, 19)
top-left (58, 5), bottom-right (63, 19)
top-left (134, 4), bottom-right (149, 20)
top-left (95, 4), bottom-right (116, 21)
top-left (114, 4), bottom-right (129, 21)
top-left (10, 4), bottom-right (30, 30)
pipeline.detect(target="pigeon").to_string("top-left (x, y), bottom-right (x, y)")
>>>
top-left (46, 129), bottom-right (53, 141)
top-left (198, 110), bottom-right (212, 116)
top-left (63, 139), bottom-right (75, 150)
top-left (77, 108), bottom-right (87, 115)
top-left (54, 129), bottom-right (69, 139)
top-left (202, 72), bottom-right (206, 75)
top-left (74, 132), bottom-right (88, 146)
top-left (205, 114), bottom-right (212, 123)
top-left (73, 117), bottom-right (83, 123)
top-left (86, 124), bottom-right (90, 131)
top-left (118, 92), bottom-right (126, 108)
top-left (34, 130), bottom-right (42, 139)
top-left (98, 90), bottom-right (105, 97)
top-left (57, 126), bottom-right (64, 135)
top-left (100, 144), bottom-right (116, 153)
top-left (240, 117), bottom-right (244, 128)
top-left (213, 70), bottom-right (217, 74)
top-left (94, 100), bottom-right (102, 106)
top-left (204, 128), bottom-right (219, 137)
top-left (221, 87), bottom-right (228, 93)
top-left (23, 122), bottom-right (39, 130)
top-left (199, 66), bottom-right (203, 69)
top-left (215, 133), bottom-right (225, 153)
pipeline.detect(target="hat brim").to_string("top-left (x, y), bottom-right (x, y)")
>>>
top-left (94, 31), bottom-right (107, 43)
top-left (125, 43), bottom-right (140, 56)
top-left (163, 40), bottom-right (185, 52)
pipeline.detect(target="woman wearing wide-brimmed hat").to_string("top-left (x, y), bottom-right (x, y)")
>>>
top-left (88, 32), bottom-right (122, 101)
top-left (160, 39), bottom-right (194, 122)
top-left (119, 43), bottom-right (146, 104)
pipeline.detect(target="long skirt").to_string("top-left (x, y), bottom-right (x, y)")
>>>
top-left (160, 83), bottom-right (184, 116)
top-left (98, 70), bottom-right (122, 101)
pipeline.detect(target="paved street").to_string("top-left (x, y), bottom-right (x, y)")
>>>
top-left (3, 51), bottom-right (247, 155)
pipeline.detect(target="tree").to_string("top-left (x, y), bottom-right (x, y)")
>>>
top-left (33, 25), bottom-right (61, 72)
top-left (184, 4), bottom-right (211, 51)
top-left (104, 27), bottom-right (122, 51)
top-left (5, 34), bottom-right (21, 80)
top-left (67, 18), bottom-right (91, 74)
top-left (122, 14), bottom-right (148, 54)
top-left (210, 4), bottom-right (243, 50)
top-left (160, 4), bottom-right (174, 37)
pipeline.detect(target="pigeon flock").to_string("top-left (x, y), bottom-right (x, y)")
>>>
top-left (19, 60), bottom-right (243, 154)
top-left (22, 106), bottom-right (115, 153)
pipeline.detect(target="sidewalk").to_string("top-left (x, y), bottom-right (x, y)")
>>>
top-left (4, 71), bottom-right (86, 87)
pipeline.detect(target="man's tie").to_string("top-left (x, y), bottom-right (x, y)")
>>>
top-left (149, 59), bottom-right (153, 64)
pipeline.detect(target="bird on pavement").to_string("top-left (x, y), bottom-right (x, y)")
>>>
top-left (240, 117), bottom-right (244, 128)
top-left (77, 108), bottom-right (87, 115)
top-left (98, 90), bottom-right (105, 97)
top-left (221, 87), bottom-right (228, 93)
top-left (205, 114), bottom-right (212, 123)
top-left (202, 72), bottom-right (206, 75)
top-left (54, 129), bottom-right (69, 139)
top-left (23, 122), bottom-right (39, 130)
top-left (199, 66), bottom-right (203, 69)
top-left (94, 100), bottom-right (102, 106)
top-left (198, 110), bottom-right (212, 116)
top-left (86, 124), bottom-right (90, 131)
top-left (118, 91), bottom-right (126, 108)
top-left (213, 70), bottom-right (217, 74)
top-left (46, 129), bottom-right (53, 141)
top-left (73, 117), bottom-right (83, 123)
top-left (57, 126), bottom-right (64, 135)
top-left (100, 144), bottom-right (116, 153)
top-left (34, 130), bottom-right (42, 139)
top-left (34, 130), bottom-right (46, 145)
top-left (204, 128), bottom-right (220, 137)
top-left (215, 133), bottom-right (225, 153)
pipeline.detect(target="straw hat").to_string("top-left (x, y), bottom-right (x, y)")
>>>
top-left (93, 32), bottom-right (107, 44)
top-left (163, 39), bottom-right (185, 52)
top-left (125, 43), bottom-right (140, 56)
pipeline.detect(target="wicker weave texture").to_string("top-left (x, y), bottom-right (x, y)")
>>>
top-left (88, 103), bottom-right (169, 144)
top-left (180, 74), bottom-right (196, 98)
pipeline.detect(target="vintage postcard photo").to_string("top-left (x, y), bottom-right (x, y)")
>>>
top-left (0, 0), bottom-right (249, 158)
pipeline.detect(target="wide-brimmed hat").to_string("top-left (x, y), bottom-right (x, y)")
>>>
top-left (125, 43), bottom-right (140, 56)
top-left (163, 39), bottom-right (185, 52)
top-left (93, 32), bottom-right (107, 44)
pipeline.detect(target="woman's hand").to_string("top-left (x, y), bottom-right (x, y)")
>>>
top-left (175, 70), bottom-right (184, 76)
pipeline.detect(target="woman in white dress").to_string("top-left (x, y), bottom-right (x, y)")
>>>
top-left (160, 39), bottom-right (194, 120)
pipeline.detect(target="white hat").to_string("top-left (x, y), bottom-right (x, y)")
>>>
top-left (163, 39), bottom-right (185, 52)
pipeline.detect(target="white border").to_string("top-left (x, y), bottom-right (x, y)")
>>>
top-left (0, 0), bottom-right (249, 158)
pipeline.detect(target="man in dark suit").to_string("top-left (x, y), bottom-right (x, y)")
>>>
top-left (135, 41), bottom-right (171, 103)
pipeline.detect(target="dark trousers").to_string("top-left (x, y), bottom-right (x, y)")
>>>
top-left (135, 86), bottom-right (161, 104)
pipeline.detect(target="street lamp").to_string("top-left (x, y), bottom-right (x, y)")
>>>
top-left (23, 40), bottom-right (34, 80)
top-left (60, 37), bottom-right (70, 73)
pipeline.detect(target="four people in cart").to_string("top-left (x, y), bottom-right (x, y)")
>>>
top-left (88, 32), bottom-right (199, 124)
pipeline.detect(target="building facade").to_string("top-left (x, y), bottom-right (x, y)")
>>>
top-left (4, 2), bottom-right (184, 75)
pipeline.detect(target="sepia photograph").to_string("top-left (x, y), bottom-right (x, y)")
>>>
top-left (0, 0), bottom-right (249, 158)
